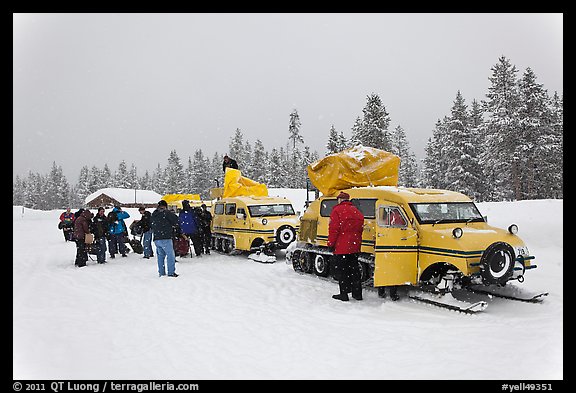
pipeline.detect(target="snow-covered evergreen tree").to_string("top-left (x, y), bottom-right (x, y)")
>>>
top-left (13, 175), bottom-right (26, 206)
top-left (192, 149), bottom-right (211, 199)
top-left (516, 68), bottom-right (558, 200)
top-left (390, 125), bottom-right (419, 187)
top-left (251, 139), bottom-right (267, 184)
top-left (139, 170), bottom-right (153, 191)
top-left (76, 166), bottom-right (92, 207)
top-left (422, 118), bottom-right (450, 189)
top-left (288, 109), bottom-right (304, 150)
top-left (113, 160), bottom-right (130, 189)
top-left (101, 164), bottom-right (113, 188)
top-left (326, 125), bottom-right (340, 154)
top-left (228, 128), bottom-right (245, 168)
top-left (164, 150), bottom-right (186, 193)
top-left (242, 140), bottom-right (253, 180)
top-left (350, 116), bottom-right (363, 146)
top-left (442, 91), bottom-right (483, 200)
top-left (353, 93), bottom-right (392, 150)
top-left (480, 56), bottom-right (522, 201)
top-left (338, 130), bottom-right (348, 151)
top-left (546, 91), bottom-right (563, 199)
top-left (151, 163), bottom-right (165, 195)
top-left (268, 148), bottom-right (285, 187)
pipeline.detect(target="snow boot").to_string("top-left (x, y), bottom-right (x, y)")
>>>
top-left (332, 293), bottom-right (349, 301)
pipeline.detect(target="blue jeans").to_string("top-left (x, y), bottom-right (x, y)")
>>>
top-left (142, 230), bottom-right (153, 257)
top-left (154, 239), bottom-right (176, 276)
top-left (96, 237), bottom-right (107, 263)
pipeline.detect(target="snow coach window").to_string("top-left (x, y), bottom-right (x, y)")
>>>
top-left (225, 203), bottom-right (236, 215)
top-left (351, 198), bottom-right (377, 219)
top-left (378, 206), bottom-right (407, 228)
top-left (409, 202), bottom-right (484, 224)
top-left (214, 203), bottom-right (224, 215)
top-left (320, 199), bottom-right (338, 217)
top-left (248, 204), bottom-right (295, 217)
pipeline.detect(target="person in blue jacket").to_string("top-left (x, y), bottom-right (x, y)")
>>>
top-left (107, 206), bottom-right (130, 258)
top-left (178, 200), bottom-right (203, 257)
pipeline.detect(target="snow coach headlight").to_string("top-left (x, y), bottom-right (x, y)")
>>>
top-left (262, 218), bottom-right (268, 225)
top-left (452, 227), bottom-right (463, 239)
top-left (508, 224), bottom-right (518, 235)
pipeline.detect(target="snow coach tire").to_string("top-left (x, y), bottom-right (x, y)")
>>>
top-left (313, 253), bottom-right (330, 277)
top-left (295, 251), bottom-right (314, 273)
top-left (223, 238), bottom-right (234, 254)
top-left (480, 242), bottom-right (515, 285)
top-left (276, 225), bottom-right (296, 248)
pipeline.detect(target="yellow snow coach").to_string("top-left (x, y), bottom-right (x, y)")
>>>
top-left (286, 146), bottom-right (546, 313)
top-left (210, 168), bottom-right (299, 262)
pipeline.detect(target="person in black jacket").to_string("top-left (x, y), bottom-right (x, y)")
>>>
top-left (222, 155), bottom-right (239, 172)
top-left (138, 206), bottom-right (154, 259)
top-left (92, 207), bottom-right (110, 264)
top-left (198, 203), bottom-right (212, 254)
top-left (150, 200), bottom-right (180, 277)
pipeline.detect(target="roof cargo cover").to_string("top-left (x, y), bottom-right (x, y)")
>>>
top-left (223, 168), bottom-right (268, 198)
top-left (307, 145), bottom-right (400, 196)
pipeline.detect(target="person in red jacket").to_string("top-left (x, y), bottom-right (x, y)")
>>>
top-left (327, 191), bottom-right (365, 301)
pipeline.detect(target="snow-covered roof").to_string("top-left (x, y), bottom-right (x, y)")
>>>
top-left (85, 188), bottom-right (163, 205)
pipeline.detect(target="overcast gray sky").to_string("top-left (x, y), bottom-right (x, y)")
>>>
top-left (13, 13), bottom-right (563, 182)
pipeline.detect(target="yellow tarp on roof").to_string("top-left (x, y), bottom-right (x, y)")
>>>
top-left (307, 145), bottom-right (400, 196)
top-left (223, 168), bottom-right (268, 198)
top-left (161, 193), bottom-right (201, 203)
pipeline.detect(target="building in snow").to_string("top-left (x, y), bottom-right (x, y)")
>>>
top-left (85, 188), bottom-right (162, 209)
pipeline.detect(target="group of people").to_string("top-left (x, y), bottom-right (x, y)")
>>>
top-left (60, 205), bottom-right (133, 267)
top-left (59, 199), bottom-right (213, 278)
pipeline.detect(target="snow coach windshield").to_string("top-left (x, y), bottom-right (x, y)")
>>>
top-left (248, 204), bottom-right (296, 217)
top-left (409, 202), bottom-right (484, 225)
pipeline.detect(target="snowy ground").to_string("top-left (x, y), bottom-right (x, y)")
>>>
top-left (13, 197), bottom-right (563, 380)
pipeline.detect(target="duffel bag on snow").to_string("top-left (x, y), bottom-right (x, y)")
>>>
top-left (129, 238), bottom-right (144, 254)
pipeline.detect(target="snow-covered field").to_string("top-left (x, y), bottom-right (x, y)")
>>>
top-left (13, 197), bottom-right (563, 380)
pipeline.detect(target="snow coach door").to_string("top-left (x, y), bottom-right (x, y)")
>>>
top-left (373, 203), bottom-right (418, 286)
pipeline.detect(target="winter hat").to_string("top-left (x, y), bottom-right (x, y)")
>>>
top-left (337, 191), bottom-right (350, 200)
top-left (158, 200), bottom-right (168, 208)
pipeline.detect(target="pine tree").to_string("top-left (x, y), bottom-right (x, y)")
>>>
top-left (13, 175), bottom-right (26, 206)
top-left (268, 148), bottom-right (284, 187)
top-left (326, 125), bottom-right (340, 154)
top-left (114, 160), bottom-right (130, 188)
top-left (76, 166), bottom-right (92, 207)
top-left (350, 116), bottom-right (363, 146)
top-left (546, 92), bottom-right (563, 198)
top-left (243, 140), bottom-right (253, 179)
top-left (164, 150), bottom-right (186, 193)
top-left (443, 91), bottom-right (483, 200)
top-left (422, 118), bottom-right (450, 189)
top-left (481, 56), bottom-right (521, 201)
top-left (390, 125), bottom-right (419, 187)
top-left (356, 93), bottom-right (392, 150)
top-left (288, 109), bottom-right (304, 150)
top-left (252, 139), bottom-right (267, 183)
top-left (516, 67), bottom-right (556, 200)
top-left (338, 130), bottom-right (348, 151)
top-left (152, 163), bottom-right (166, 195)
top-left (101, 164), bottom-right (113, 188)
top-left (228, 128), bottom-right (244, 167)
